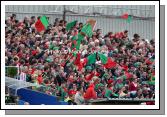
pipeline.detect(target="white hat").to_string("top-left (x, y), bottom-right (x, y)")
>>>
top-left (35, 35), bottom-right (41, 38)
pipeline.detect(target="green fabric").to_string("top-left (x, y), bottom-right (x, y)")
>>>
top-left (73, 51), bottom-right (77, 57)
top-left (66, 20), bottom-right (77, 31)
top-left (134, 62), bottom-right (140, 67)
top-left (71, 33), bottom-right (84, 50)
top-left (95, 83), bottom-right (104, 90)
top-left (105, 88), bottom-right (119, 98)
top-left (122, 75), bottom-right (127, 80)
top-left (112, 93), bottom-right (119, 97)
top-left (122, 75), bottom-right (127, 85)
top-left (53, 47), bottom-right (59, 50)
top-left (71, 35), bottom-right (77, 49)
top-left (147, 81), bottom-right (155, 85)
top-left (75, 33), bottom-right (84, 50)
top-left (87, 53), bottom-right (96, 65)
top-left (57, 86), bottom-right (67, 101)
top-left (115, 83), bottom-right (124, 89)
top-left (98, 52), bottom-right (108, 64)
top-left (105, 88), bottom-right (112, 98)
top-left (40, 16), bottom-right (49, 29)
top-left (49, 42), bottom-right (59, 50)
top-left (81, 23), bottom-right (93, 37)
top-left (127, 15), bottom-right (132, 23)
top-left (49, 42), bottom-right (54, 50)
top-left (113, 76), bottom-right (117, 81)
top-left (86, 66), bottom-right (92, 70)
top-left (150, 58), bottom-right (154, 62)
top-left (46, 57), bottom-right (52, 62)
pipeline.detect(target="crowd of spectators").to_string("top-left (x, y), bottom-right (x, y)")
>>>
top-left (5, 14), bottom-right (155, 105)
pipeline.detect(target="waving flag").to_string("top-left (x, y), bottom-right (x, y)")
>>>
top-left (35, 16), bottom-right (49, 32)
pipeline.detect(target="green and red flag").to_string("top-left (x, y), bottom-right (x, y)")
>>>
top-left (121, 13), bottom-right (132, 23)
top-left (81, 23), bottom-right (93, 38)
top-left (71, 33), bottom-right (85, 50)
top-left (35, 16), bottom-right (49, 32)
top-left (66, 20), bottom-right (77, 31)
top-left (86, 53), bottom-right (96, 65)
top-left (98, 52), bottom-right (117, 69)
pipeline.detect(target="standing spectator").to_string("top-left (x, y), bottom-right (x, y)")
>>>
top-left (74, 87), bottom-right (85, 105)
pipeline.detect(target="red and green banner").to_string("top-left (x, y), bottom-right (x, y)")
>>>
top-left (35, 16), bottom-right (49, 32)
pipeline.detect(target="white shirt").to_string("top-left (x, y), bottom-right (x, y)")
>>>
top-left (74, 92), bottom-right (84, 105)
top-left (20, 72), bottom-right (26, 81)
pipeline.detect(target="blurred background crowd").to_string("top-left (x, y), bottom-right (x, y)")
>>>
top-left (5, 14), bottom-right (155, 105)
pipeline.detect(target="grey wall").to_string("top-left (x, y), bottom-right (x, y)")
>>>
top-left (5, 5), bottom-right (155, 40)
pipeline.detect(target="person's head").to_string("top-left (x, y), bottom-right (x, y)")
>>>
top-left (77, 86), bottom-right (83, 93)
top-left (79, 22), bottom-right (83, 28)
top-left (30, 16), bottom-right (36, 23)
top-left (124, 30), bottom-right (128, 35)
top-left (68, 90), bottom-right (76, 99)
top-left (96, 29), bottom-right (102, 35)
top-left (133, 34), bottom-right (140, 41)
top-left (24, 102), bottom-right (30, 105)
top-left (107, 84), bottom-right (112, 88)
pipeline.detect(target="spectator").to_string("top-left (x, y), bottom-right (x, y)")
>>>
top-left (5, 14), bottom-right (155, 104)
top-left (74, 86), bottom-right (85, 105)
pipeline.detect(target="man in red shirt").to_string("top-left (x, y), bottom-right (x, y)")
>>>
top-left (129, 78), bottom-right (138, 98)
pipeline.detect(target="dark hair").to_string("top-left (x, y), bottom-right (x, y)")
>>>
top-left (134, 33), bottom-right (140, 38)
top-left (77, 86), bottom-right (82, 91)
top-left (107, 84), bottom-right (112, 88)
top-left (31, 16), bottom-right (35, 19)
top-left (124, 30), bottom-right (128, 33)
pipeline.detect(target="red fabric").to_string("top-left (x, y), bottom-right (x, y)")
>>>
top-left (74, 57), bottom-right (88, 71)
top-left (82, 58), bottom-right (88, 66)
top-left (17, 52), bottom-right (23, 58)
top-left (122, 65), bottom-right (128, 71)
top-left (63, 88), bottom-right (68, 93)
top-left (18, 22), bottom-right (24, 27)
top-left (68, 90), bottom-right (77, 95)
top-left (121, 13), bottom-right (129, 19)
top-left (85, 72), bottom-right (95, 81)
top-left (73, 40), bottom-right (77, 45)
top-left (32, 50), bottom-right (38, 56)
top-left (37, 75), bottom-right (43, 84)
top-left (125, 72), bottom-right (133, 79)
top-left (119, 32), bottom-right (124, 39)
top-left (31, 68), bottom-right (36, 74)
top-left (146, 101), bottom-right (155, 105)
top-left (103, 58), bottom-right (117, 69)
top-left (68, 76), bottom-right (75, 83)
top-left (108, 79), bottom-right (113, 84)
top-left (146, 59), bottom-right (153, 65)
top-left (95, 72), bottom-right (100, 77)
top-left (114, 33), bottom-right (120, 39)
top-left (35, 19), bottom-right (45, 32)
top-left (73, 53), bottom-right (84, 71)
top-left (74, 53), bottom-right (81, 65)
top-left (84, 84), bottom-right (97, 100)
top-left (129, 82), bottom-right (137, 91)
